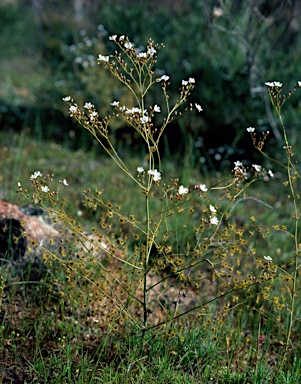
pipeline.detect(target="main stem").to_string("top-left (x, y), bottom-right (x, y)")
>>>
top-left (279, 116), bottom-right (299, 355)
top-left (143, 193), bottom-right (151, 328)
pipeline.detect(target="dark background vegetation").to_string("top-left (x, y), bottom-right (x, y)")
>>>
top-left (1, 0), bottom-right (301, 170)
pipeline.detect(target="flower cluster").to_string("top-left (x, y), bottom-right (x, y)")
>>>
top-left (100, 35), bottom-right (159, 65)
top-left (156, 75), bottom-right (170, 83)
top-left (233, 161), bottom-right (247, 181)
top-left (84, 102), bottom-right (98, 120)
top-left (24, 171), bottom-right (69, 197)
top-left (147, 169), bottom-right (161, 182)
top-left (209, 204), bottom-right (218, 225)
top-left (265, 81), bottom-right (283, 88)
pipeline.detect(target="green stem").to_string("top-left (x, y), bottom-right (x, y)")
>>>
top-left (278, 114), bottom-right (299, 356)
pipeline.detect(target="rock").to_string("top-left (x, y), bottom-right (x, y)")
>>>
top-left (0, 200), bottom-right (113, 280)
top-left (0, 200), bottom-right (60, 280)
top-left (0, 200), bottom-right (60, 245)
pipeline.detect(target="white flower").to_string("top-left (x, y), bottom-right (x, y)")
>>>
top-left (84, 102), bottom-right (93, 109)
top-left (152, 171), bottom-right (161, 182)
top-left (247, 127), bottom-right (255, 133)
top-left (253, 164), bottom-right (262, 172)
top-left (188, 77), bottom-right (195, 83)
top-left (178, 185), bottom-right (189, 195)
top-left (110, 100), bottom-right (120, 107)
top-left (210, 205), bottom-right (217, 213)
top-left (148, 169), bottom-right (161, 182)
top-left (153, 104), bottom-right (161, 113)
top-left (268, 170), bottom-right (274, 178)
top-left (182, 80), bottom-right (188, 86)
top-left (147, 47), bottom-right (156, 56)
top-left (195, 103), bottom-right (203, 112)
top-left (109, 35), bottom-right (117, 41)
top-left (200, 184), bottom-right (208, 192)
top-left (233, 161), bottom-right (247, 179)
top-left (210, 216), bottom-right (219, 225)
top-left (69, 105), bottom-right (77, 113)
top-left (264, 255), bottom-right (272, 262)
top-left (156, 75), bottom-right (169, 82)
top-left (41, 185), bottom-right (50, 193)
top-left (140, 116), bottom-right (149, 124)
top-left (137, 167), bottom-right (144, 173)
top-left (298, 81), bottom-right (301, 87)
top-left (265, 81), bottom-right (282, 88)
top-left (124, 42), bottom-right (133, 49)
top-left (119, 35), bottom-right (125, 41)
top-left (62, 96), bottom-right (71, 102)
top-left (17, 182), bottom-right (22, 188)
top-left (234, 161), bottom-right (243, 170)
top-left (30, 171), bottom-right (42, 180)
top-left (89, 111), bottom-right (98, 120)
top-left (138, 52), bottom-right (147, 58)
top-left (98, 54), bottom-right (109, 62)
top-left (63, 179), bottom-right (68, 186)
top-left (213, 7), bottom-right (223, 18)
top-left (126, 107), bottom-right (141, 115)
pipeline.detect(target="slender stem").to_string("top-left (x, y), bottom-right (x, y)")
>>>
top-left (143, 193), bottom-right (151, 328)
top-left (277, 113), bottom-right (299, 355)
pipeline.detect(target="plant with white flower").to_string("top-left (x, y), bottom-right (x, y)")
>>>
top-left (62, 35), bottom-right (203, 190)
top-left (58, 35), bottom-right (259, 332)
top-left (247, 80), bottom-right (301, 354)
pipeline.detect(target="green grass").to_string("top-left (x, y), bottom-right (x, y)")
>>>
top-left (1, 129), bottom-right (301, 383)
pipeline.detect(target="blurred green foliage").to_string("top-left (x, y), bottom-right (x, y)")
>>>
top-left (1, 0), bottom-right (301, 167)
